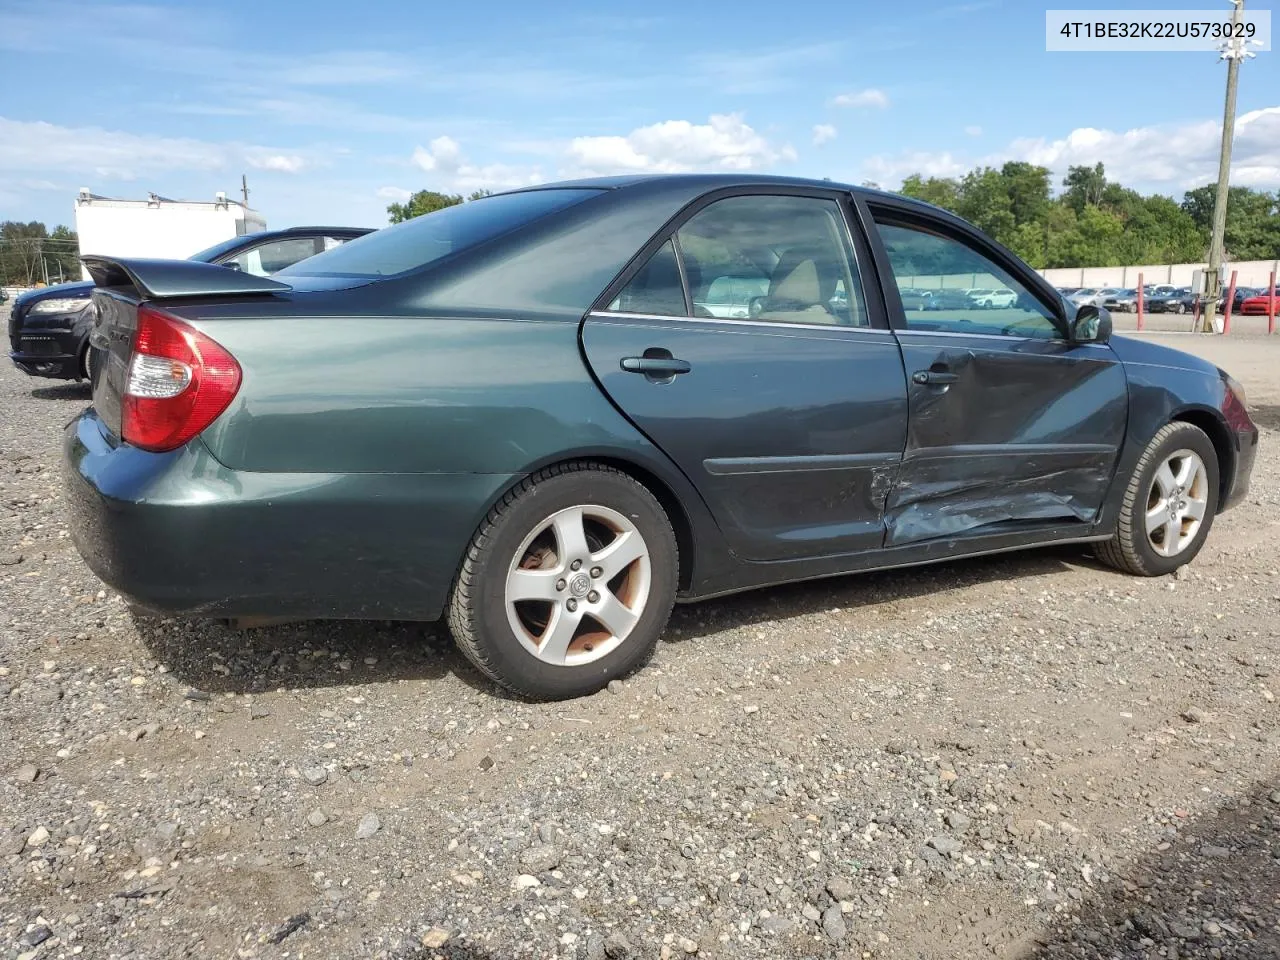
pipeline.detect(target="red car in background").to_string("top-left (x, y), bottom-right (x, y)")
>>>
top-left (1240, 292), bottom-right (1279, 316)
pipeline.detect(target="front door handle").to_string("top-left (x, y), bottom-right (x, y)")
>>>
top-left (912, 369), bottom-right (959, 385)
top-left (620, 356), bottom-right (692, 376)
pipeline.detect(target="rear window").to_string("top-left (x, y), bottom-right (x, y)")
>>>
top-left (279, 188), bottom-right (603, 279)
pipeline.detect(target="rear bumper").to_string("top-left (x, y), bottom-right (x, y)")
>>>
top-left (63, 410), bottom-right (513, 621)
top-left (1221, 427), bottom-right (1259, 511)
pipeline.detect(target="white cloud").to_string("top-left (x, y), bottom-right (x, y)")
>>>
top-left (859, 106), bottom-right (1280, 191)
top-left (812, 124), bottom-right (837, 146)
top-left (965, 125), bottom-right (983, 137)
top-left (831, 88), bottom-right (889, 109)
top-left (412, 136), bottom-right (464, 173)
top-left (246, 153), bottom-right (307, 173)
top-left (376, 186), bottom-right (413, 201)
top-left (410, 136), bottom-right (545, 192)
top-left (862, 151), bottom-right (967, 184)
top-left (565, 113), bottom-right (796, 175)
top-left (0, 116), bottom-right (318, 183)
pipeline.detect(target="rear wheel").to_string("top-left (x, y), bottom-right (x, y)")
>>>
top-left (1094, 422), bottom-right (1219, 576)
top-left (78, 344), bottom-right (91, 381)
top-left (447, 463), bottom-right (678, 700)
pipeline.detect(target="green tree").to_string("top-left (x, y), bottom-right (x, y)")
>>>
top-left (1, 221), bottom-right (50, 285)
top-left (955, 167), bottom-right (1015, 245)
top-left (47, 225), bottom-right (81, 281)
top-left (386, 190), bottom-right (464, 224)
top-left (1181, 184), bottom-right (1280, 261)
top-left (1061, 162), bottom-right (1107, 213)
top-left (998, 162), bottom-right (1052, 228)
top-left (386, 187), bottom-right (499, 224)
top-left (899, 174), bottom-right (960, 212)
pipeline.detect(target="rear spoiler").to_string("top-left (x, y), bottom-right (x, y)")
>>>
top-left (81, 256), bottom-right (293, 299)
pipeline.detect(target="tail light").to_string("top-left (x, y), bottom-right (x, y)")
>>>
top-left (123, 306), bottom-right (242, 452)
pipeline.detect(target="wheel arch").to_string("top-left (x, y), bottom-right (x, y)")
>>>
top-left (1170, 405), bottom-right (1234, 506)
top-left (466, 453), bottom-right (702, 594)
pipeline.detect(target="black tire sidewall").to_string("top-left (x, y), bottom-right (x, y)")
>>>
top-left (465, 471), bottom-right (677, 699)
top-left (1127, 425), bottom-right (1220, 575)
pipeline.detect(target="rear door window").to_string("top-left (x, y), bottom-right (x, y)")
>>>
top-left (607, 240), bottom-right (687, 316)
top-left (675, 194), bottom-right (869, 327)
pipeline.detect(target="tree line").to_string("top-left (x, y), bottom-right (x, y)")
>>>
top-left (897, 162), bottom-right (1280, 269)
top-left (0, 221), bottom-right (80, 286)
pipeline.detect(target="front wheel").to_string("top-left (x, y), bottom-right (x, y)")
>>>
top-left (447, 463), bottom-right (678, 700)
top-left (1094, 422), bottom-right (1219, 576)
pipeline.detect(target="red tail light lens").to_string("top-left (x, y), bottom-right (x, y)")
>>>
top-left (122, 306), bottom-right (242, 452)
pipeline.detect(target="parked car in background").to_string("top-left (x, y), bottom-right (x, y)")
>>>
top-left (10, 226), bottom-right (370, 381)
top-left (1219, 286), bottom-right (1260, 314)
top-left (1138, 284), bottom-right (1182, 314)
top-left (1170, 287), bottom-right (1198, 314)
top-left (1240, 291), bottom-right (1280, 316)
top-left (921, 288), bottom-right (973, 310)
top-left (1103, 289), bottom-right (1138, 312)
top-left (898, 287), bottom-right (929, 310)
top-left (693, 274), bottom-right (770, 319)
top-left (64, 174), bottom-right (1257, 700)
top-left (1055, 287), bottom-right (1081, 297)
top-left (966, 287), bottom-right (1017, 308)
top-left (1066, 288), bottom-right (1101, 306)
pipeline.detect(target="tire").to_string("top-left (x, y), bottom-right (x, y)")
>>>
top-left (1175, 302), bottom-right (1187, 315)
top-left (447, 463), bottom-right (679, 700)
top-left (78, 344), bottom-right (91, 382)
top-left (1094, 422), bottom-right (1219, 576)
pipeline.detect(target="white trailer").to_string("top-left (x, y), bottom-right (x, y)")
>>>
top-left (73, 189), bottom-right (267, 279)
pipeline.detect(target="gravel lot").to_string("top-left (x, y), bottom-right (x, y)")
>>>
top-left (1, 335), bottom-right (1277, 960)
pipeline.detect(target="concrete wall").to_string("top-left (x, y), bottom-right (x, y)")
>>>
top-left (1040, 259), bottom-right (1280, 290)
top-left (894, 273), bottom-right (1004, 290)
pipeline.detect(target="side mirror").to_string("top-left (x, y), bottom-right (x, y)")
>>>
top-left (222, 261), bottom-right (242, 272)
top-left (1070, 304), bottom-right (1111, 344)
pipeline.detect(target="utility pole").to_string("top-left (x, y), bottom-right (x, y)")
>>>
top-left (241, 174), bottom-right (250, 208)
top-left (1202, 0), bottom-right (1256, 330)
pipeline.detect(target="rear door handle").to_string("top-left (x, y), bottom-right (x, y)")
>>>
top-left (912, 370), bottom-right (958, 385)
top-left (620, 356), bottom-right (692, 376)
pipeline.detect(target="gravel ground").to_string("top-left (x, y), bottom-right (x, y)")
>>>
top-left (1, 340), bottom-right (1277, 960)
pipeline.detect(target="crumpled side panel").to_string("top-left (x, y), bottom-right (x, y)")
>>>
top-left (884, 454), bottom-right (1111, 546)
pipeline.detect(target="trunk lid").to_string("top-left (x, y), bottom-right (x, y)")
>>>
top-left (84, 256), bottom-right (291, 442)
top-left (89, 288), bottom-right (137, 439)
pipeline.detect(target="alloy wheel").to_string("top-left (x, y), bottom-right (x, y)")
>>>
top-left (1145, 448), bottom-right (1209, 558)
top-left (504, 504), bottom-right (652, 666)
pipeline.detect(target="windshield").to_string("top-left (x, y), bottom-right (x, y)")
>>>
top-left (279, 188), bottom-right (604, 279)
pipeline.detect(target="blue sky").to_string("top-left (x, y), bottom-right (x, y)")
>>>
top-left (1, 0), bottom-right (1277, 231)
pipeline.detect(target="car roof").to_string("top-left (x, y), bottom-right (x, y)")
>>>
top-left (510, 173), bottom-right (956, 219)
top-left (261, 226), bottom-right (373, 236)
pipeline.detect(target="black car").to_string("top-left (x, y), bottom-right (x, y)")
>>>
top-left (9, 226), bottom-right (370, 381)
top-left (64, 174), bottom-right (1258, 700)
top-left (1218, 286), bottom-right (1259, 314)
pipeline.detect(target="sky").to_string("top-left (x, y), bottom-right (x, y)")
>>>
top-left (1, 0), bottom-right (1278, 231)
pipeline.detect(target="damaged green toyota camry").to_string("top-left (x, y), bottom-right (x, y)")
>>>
top-left (65, 175), bottom-right (1258, 700)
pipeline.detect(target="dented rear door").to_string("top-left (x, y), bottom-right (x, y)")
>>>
top-left (865, 207), bottom-right (1128, 546)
